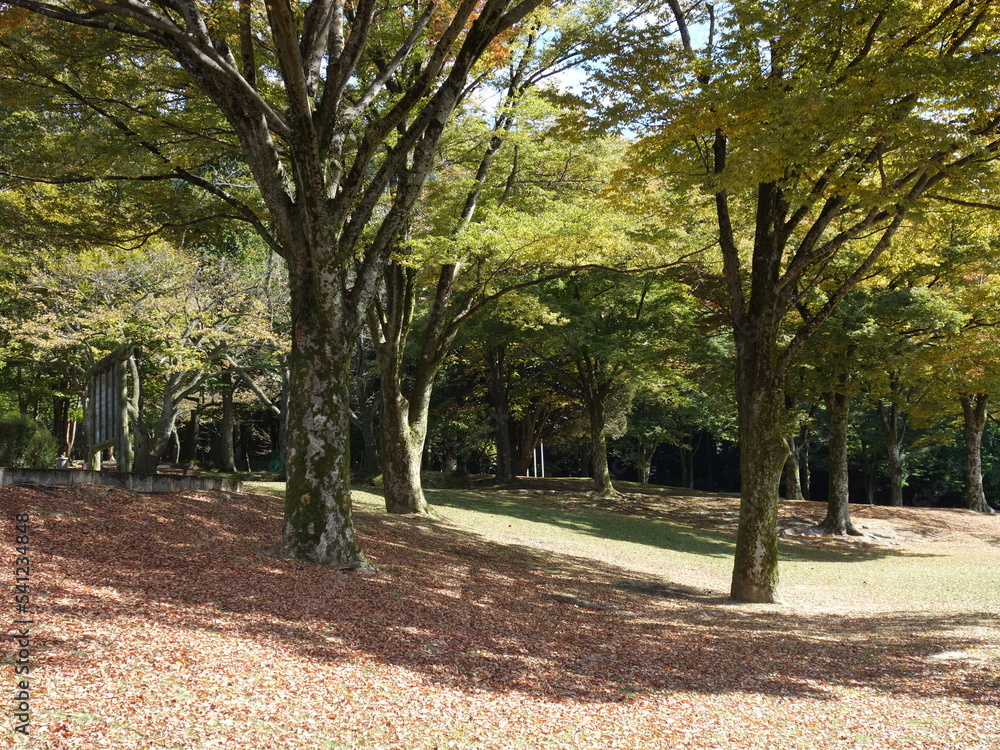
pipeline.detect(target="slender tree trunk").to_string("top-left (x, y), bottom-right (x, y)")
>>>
top-left (637, 443), bottom-right (655, 484)
top-left (65, 418), bottom-right (77, 460)
top-left (961, 393), bottom-right (994, 513)
top-left (180, 408), bottom-right (200, 466)
top-left (369, 262), bottom-right (433, 515)
top-left (16, 367), bottom-right (27, 416)
top-left (276, 361), bottom-right (289, 474)
top-left (357, 405), bottom-right (379, 478)
top-left (679, 441), bottom-right (697, 489)
top-left (349, 336), bottom-right (380, 479)
top-left (860, 438), bottom-right (877, 504)
top-left (219, 371), bottom-right (237, 472)
top-left (679, 446), bottom-right (690, 489)
top-left (782, 437), bottom-right (800, 500)
top-left (886, 444), bottom-right (904, 506)
top-left (820, 391), bottom-right (861, 534)
top-left (53, 396), bottom-right (70, 455)
top-left (494, 404), bottom-right (514, 481)
top-left (516, 426), bottom-right (535, 475)
top-left (799, 427), bottom-right (811, 501)
top-left (485, 346), bottom-right (515, 482)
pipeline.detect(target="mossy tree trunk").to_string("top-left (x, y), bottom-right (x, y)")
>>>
top-left (281, 266), bottom-right (365, 566)
top-left (378, 372), bottom-right (431, 515)
top-left (961, 393), bottom-right (993, 513)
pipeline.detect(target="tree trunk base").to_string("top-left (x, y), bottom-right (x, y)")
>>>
top-left (730, 580), bottom-right (782, 604)
top-left (589, 488), bottom-right (624, 500)
top-left (384, 501), bottom-right (431, 516)
top-left (274, 535), bottom-right (371, 570)
top-left (817, 517), bottom-right (864, 536)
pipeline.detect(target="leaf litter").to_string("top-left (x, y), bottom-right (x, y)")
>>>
top-left (2, 482), bottom-right (998, 749)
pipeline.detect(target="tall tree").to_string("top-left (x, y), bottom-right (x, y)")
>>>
top-left (598, 0), bottom-right (1000, 601)
top-left (2, 0), bottom-right (545, 567)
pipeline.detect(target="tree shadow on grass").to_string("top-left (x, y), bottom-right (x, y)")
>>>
top-left (3, 485), bottom-right (996, 712)
top-left (427, 488), bottom-right (942, 565)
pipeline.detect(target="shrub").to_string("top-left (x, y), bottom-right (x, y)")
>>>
top-left (0, 415), bottom-right (60, 469)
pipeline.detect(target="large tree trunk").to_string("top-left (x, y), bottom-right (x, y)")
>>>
top-left (730, 328), bottom-right (788, 603)
top-left (731, 386), bottom-right (787, 603)
top-left (281, 286), bottom-right (365, 567)
top-left (819, 391), bottom-right (861, 535)
top-left (961, 393), bottom-right (994, 513)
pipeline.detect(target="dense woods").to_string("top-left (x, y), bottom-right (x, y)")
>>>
top-left (2, 0), bottom-right (1000, 602)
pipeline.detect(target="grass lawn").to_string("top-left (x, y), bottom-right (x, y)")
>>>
top-left (2, 478), bottom-right (998, 749)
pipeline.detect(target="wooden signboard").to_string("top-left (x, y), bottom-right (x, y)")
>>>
top-left (85, 348), bottom-right (132, 472)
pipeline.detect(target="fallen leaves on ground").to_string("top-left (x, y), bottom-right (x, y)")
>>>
top-left (2, 483), bottom-right (998, 749)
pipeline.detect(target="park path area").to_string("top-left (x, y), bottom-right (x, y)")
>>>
top-left (2, 482), bottom-right (998, 749)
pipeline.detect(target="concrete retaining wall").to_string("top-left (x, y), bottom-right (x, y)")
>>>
top-left (0, 468), bottom-right (242, 494)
